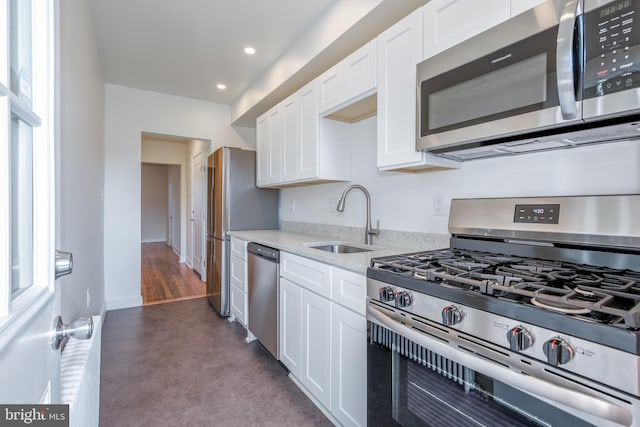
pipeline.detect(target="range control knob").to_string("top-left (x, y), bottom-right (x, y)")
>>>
top-left (379, 286), bottom-right (395, 303)
top-left (395, 291), bottom-right (413, 308)
top-left (442, 306), bottom-right (463, 326)
top-left (506, 326), bottom-right (534, 351)
top-left (543, 338), bottom-right (574, 366)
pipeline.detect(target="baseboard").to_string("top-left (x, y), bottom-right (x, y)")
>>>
top-left (105, 295), bottom-right (143, 311)
top-left (141, 239), bottom-right (166, 243)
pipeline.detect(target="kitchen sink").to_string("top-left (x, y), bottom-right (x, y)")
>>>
top-left (308, 243), bottom-right (373, 254)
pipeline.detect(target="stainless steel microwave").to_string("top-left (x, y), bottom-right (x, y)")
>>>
top-left (416, 0), bottom-right (640, 161)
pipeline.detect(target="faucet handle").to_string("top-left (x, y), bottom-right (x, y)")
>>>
top-left (369, 220), bottom-right (380, 236)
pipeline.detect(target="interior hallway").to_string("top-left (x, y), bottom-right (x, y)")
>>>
top-left (100, 298), bottom-right (331, 426)
top-left (141, 243), bottom-right (206, 305)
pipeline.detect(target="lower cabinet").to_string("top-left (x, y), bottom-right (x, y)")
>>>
top-left (280, 277), bottom-right (302, 378)
top-left (279, 253), bottom-right (366, 427)
top-left (331, 304), bottom-right (367, 427)
top-left (229, 237), bottom-right (248, 326)
top-left (301, 287), bottom-right (332, 410)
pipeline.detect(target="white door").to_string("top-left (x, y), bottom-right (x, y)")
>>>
top-left (168, 173), bottom-right (174, 248)
top-left (279, 277), bottom-right (302, 378)
top-left (0, 0), bottom-right (63, 410)
top-left (192, 152), bottom-right (205, 278)
top-left (301, 289), bottom-right (332, 410)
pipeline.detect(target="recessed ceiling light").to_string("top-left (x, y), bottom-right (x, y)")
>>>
top-left (216, 83), bottom-right (227, 90)
top-left (244, 46), bottom-right (256, 55)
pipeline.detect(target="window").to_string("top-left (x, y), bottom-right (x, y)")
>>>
top-left (0, 0), bottom-right (54, 318)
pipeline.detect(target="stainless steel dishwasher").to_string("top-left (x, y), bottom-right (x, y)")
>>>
top-left (247, 242), bottom-right (279, 359)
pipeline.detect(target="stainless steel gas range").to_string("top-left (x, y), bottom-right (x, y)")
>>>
top-left (367, 195), bottom-right (640, 427)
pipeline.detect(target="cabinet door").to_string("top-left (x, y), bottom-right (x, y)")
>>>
top-left (281, 94), bottom-right (300, 182)
top-left (279, 278), bottom-right (302, 378)
top-left (511, 0), bottom-right (545, 17)
top-left (332, 304), bottom-right (366, 427)
top-left (344, 39), bottom-right (377, 102)
top-left (317, 63), bottom-right (344, 115)
top-left (230, 237), bottom-right (247, 260)
top-left (230, 285), bottom-right (247, 326)
top-left (256, 113), bottom-right (269, 187)
top-left (230, 254), bottom-right (247, 292)
top-left (268, 106), bottom-right (283, 184)
top-left (332, 268), bottom-right (366, 316)
top-left (377, 8), bottom-right (425, 168)
top-left (423, 0), bottom-right (510, 59)
top-left (298, 81), bottom-right (319, 180)
top-left (301, 289), bottom-right (332, 410)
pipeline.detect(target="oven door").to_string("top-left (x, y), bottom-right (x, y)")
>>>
top-left (416, 0), bottom-right (584, 153)
top-left (367, 302), bottom-right (634, 427)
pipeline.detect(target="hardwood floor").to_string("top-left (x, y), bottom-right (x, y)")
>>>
top-left (141, 242), bottom-right (206, 305)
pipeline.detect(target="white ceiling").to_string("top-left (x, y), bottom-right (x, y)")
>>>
top-left (87, 0), bottom-right (340, 105)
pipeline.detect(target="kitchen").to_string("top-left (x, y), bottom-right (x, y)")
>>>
top-left (1, 0), bottom-right (639, 426)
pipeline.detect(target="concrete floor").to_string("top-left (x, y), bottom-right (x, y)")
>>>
top-left (99, 297), bottom-right (332, 426)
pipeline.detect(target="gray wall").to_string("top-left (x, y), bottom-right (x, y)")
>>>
top-left (141, 163), bottom-right (169, 243)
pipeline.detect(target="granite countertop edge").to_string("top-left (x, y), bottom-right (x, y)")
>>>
top-left (228, 230), bottom-right (414, 275)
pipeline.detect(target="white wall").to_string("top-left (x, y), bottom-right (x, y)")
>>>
top-left (104, 84), bottom-right (253, 310)
top-left (141, 163), bottom-right (169, 242)
top-left (58, 0), bottom-right (106, 319)
top-left (280, 116), bottom-right (640, 235)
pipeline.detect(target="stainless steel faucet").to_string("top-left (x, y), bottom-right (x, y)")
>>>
top-left (336, 184), bottom-right (380, 245)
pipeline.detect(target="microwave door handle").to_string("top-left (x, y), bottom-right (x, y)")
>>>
top-left (557, 0), bottom-right (581, 120)
top-left (367, 303), bottom-right (633, 426)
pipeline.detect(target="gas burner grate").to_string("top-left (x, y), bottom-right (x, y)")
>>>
top-left (371, 248), bottom-right (640, 328)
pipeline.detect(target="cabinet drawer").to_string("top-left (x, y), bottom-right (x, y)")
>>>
top-left (230, 285), bottom-right (247, 326)
top-left (230, 254), bottom-right (247, 292)
top-left (332, 267), bottom-right (366, 316)
top-left (230, 238), bottom-right (248, 260)
top-left (281, 252), bottom-right (331, 299)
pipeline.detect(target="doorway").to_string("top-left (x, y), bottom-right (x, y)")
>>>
top-left (139, 133), bottom-right (209, 305)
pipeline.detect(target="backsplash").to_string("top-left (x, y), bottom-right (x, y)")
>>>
top-left (280, 221), bottom-right (450, 250)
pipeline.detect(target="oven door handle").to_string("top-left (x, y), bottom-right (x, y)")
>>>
top-left (367, 304), bottom-right (633, 427)
top-left (556, 0), bottom-right (581, 120)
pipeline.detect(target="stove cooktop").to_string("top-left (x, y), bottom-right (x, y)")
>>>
top-left (369, 248), bottom-right (640, 330)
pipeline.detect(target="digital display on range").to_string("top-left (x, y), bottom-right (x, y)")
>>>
top-left (514, 204), bottom-right (560, 224)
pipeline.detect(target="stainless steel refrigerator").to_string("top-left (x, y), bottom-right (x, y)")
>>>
top-left (206, 147), bottom-right (279, 316)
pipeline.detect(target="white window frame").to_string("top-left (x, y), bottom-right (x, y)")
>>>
top-left (0, 0), bottom-right (55, 328)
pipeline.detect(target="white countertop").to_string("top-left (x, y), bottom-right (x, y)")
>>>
top-left (228, 230), bottom-right (414, 275)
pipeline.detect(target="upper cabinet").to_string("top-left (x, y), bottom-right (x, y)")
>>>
top-left (256, 81), bottom-right (351, 188)
top-left (423, 0), bottom-right (545, 59)
top-left (423, 0), bottom-right (511, 59)
top-left (377, 8), bottom-right (460, 171)
top-left (318, 39), bottom-right (377, 117)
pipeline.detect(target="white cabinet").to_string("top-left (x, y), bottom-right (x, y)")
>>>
top-left (256, 81), bottom-right (351, 188)
top-left (423, 0), bottom-right (511, 59)
top-left (511, 0), bottom-right (545, 17)
top-left (279, 252), bottom-right (366, 426)
top-left (377, 8), bottom-right (461, 171)
top-left (301, 287), bottom-right (333, 410)
top-left (256, 114), bottom-right (269, 187)
top-left (280, 277), bottom-right (302, 378)
top-left (229, 237), bottom-right (248, 326)
top-left (318, 39), bottom-right (377, 115)
top-left (332, 304), bottom-right (367, 427)
top-left (255, 105), bottom-right (283, 186)
top-left (281, 252), bottom-right (332, 299)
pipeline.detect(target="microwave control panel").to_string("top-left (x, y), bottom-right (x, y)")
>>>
top-left (584, 0), bottom-right (640, 99)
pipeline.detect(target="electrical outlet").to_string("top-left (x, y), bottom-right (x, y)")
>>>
top-left (434, 195), bottom-right (447, 216)
top-left (290, 200), bottom-right (296, 212)
top-left (86, 289), bottom-right (91, 308)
